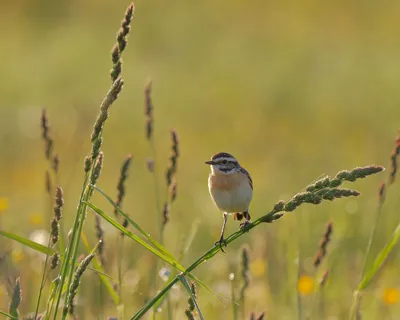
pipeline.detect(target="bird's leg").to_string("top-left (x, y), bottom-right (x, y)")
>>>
top-left (215, 212), bottom-right (228, 252)
top-left (239, 210), bottom-right (251, 231)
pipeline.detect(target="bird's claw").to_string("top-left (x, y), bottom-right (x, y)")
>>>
top-left (215, 238), bottom-right (227, 253)
top-left (239, 220), bottom-right (251, 231)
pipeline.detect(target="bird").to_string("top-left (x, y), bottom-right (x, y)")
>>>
top-left (206, 152), bottom-right (253, 251)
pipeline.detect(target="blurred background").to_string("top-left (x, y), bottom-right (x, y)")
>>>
top-left (0, 0), bottom-right (400, 319)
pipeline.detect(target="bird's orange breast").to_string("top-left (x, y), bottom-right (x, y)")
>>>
top-left (209, 172), bottom-right (243, 191)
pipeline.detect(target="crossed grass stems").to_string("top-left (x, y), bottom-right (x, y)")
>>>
top-left (0, 2), bottom-right (392, 320)
top-left (86, 165), bottom-right (384, 319)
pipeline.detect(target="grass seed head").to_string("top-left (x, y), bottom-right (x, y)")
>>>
top-left (162, 202), bottom-right (170, 226)
top-left (54, 185), bottom-right (64, 221)
top-left (65, 254), bottom-right (95, 315)
top-left (146, 157), bottom-right (154, 172)
top-left (45, 171), bottom-right (52, 195)
top-left (41, 109), bottom-right (53, 160)
top-left (91, 152), bottom-right (104, 187)
top-left (378, 181), bottom-right (386, 205)
top-left (90, 77), bottom-right (124, 145)
top-left (52, 154), bottom-right (60, 174)
top-left (50, 252), bottom-right (60, 270)
top-left (184, 281), bottom-right (197, 319)
top-left (50, 217), bottom-right (59, 245)
top-left (313, 222), bottom-right (333, 268)
top-left (169, 178), bottom-right (177, 202)
top-left (84, 156), bottom-right (92, 173)
top-left (114, 154), bottom-right (132, 217)
top-left (144, 80), bottom-right (153, 140)
top-left (389, 131), bottom-right (400, 184)
top-left (166, 129), bottom-right (179, 187)
top-left (110, 3), bottom-right (135, 81)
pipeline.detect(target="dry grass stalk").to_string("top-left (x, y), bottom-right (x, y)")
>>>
top-left (41, 109), bottom-right (53, 160)
top-left (165, 130), bottom-right (179, 187)
top-left (313, 222), bottom-right (333, 268)
top-left (52, 154), bottom-right (60, 174)
top-left (144, 80), bottom-right (153, 140)
top-left (249, 312), bottom-right (265, 320)
top-left (166, 130), bottom-right (179, 205)
top-left (45, 170), bottom-right (52, 195)
top-left (146, 157), bottom-right (154, 172)
top-left (169, 179), bottom-right (177, 203)
top-left (319, 270), bottom-right (329, 286)
top-left (162, 202), bottom-right (170, 226)
top-left (389, 131), bottom-right (400, 184)
top-left (23, 313), bottom-right (44, 320)
top-left (378, 181), bottom-right (386, 205)
top-left (110, 3), bottom-right (135, 81)
top-left (162, 130), bottom-right (180, 228)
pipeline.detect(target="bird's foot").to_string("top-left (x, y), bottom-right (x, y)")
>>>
top-left (240, 220), bottom-right (251, 231)
top-left (214, 237), bottom-right (227, 253)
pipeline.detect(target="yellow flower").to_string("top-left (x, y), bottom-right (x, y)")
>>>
top-left (0, 284), bottom-right (6, 297)
top-left (12, 248), bottom-right (24, 264)
top-left (0, 197), bottom-right (9, 213)
top-left (250, 259), bottom-right (266, 277)
top-left (298, 275), bottom-right (314, 296)
top-left (383, 288), bottom-right (399, 305)
top-left (29, 212), bottom-right (44, 225)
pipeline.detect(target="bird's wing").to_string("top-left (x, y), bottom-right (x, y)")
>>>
top-left (239, 167), bottom-right (253, 190)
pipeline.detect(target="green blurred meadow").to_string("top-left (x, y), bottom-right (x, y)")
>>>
top-left (1, 0), bottom-right (400, 319)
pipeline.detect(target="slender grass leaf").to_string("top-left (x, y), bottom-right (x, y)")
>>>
top-left (85, 201), bottom-right (188, 272)
top-left (131, 277), bottom-right (179, 320)
top-left (0, 230), bottom-right (54, 256)
top-left (359, 224), bottom-right (400, 290)
top-left (85, 200), bottom-right (219, 303)
top-left (0, 309), bottom-right (18, 320)
top-left (178, 274), bottom-right (205, 320)
top-left (90, 185), bottom-right (178, 261)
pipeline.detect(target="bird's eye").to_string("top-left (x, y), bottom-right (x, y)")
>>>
top-left (222, 160), bottom-right (228, 165)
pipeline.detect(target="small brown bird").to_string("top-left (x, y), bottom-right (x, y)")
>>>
top-left (206, 152), bottom-right (253, 251)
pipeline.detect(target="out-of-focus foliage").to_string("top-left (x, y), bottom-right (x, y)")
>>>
top-left (0, 1), bottom-right (400, 319)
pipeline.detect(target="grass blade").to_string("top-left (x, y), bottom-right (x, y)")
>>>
top-left (358, 223), bottom-right (400, 290)
top-left (0, 309), bottom-right (18, 320)
top-left (0, 230), bottom-right (54, 256)
top-left (85, 200), bottom-right (219, 301)
top-left (131, 277), bottom-right (179, 320)
top-left (85, 201), bottom-right (186, 272)
top-left (178, 274), bottom-right (205, 320)
top-left (90, 185), bottom-right (177, 261)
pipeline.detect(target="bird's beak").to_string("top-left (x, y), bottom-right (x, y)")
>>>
top-left (205, 160), bottom-right (215, 165)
